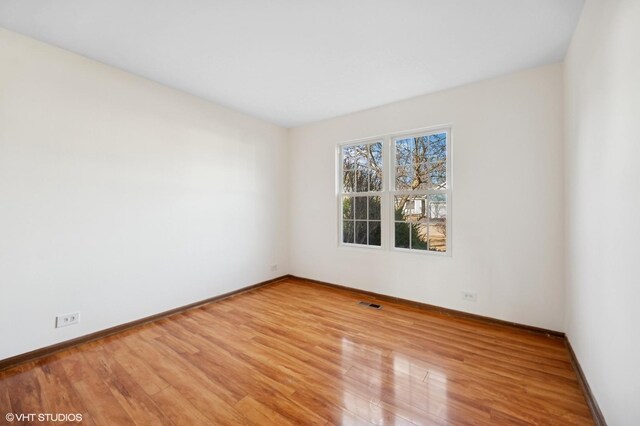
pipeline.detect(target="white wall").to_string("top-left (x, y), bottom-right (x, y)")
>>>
top-left (564, 0), bottom-right (640, 424)
top-left (0, 29), bottom-right (289, 360)
top-left (289, 64), bottom-right (565, 332)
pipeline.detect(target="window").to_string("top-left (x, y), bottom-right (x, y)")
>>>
top-left (393, 132), bottom-right (448, 252)
top-left (339, 142), bottom-right (383, 247)
top-left (338, 128), bottom-right (450, 254)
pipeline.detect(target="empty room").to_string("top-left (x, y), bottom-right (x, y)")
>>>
top-left (0, 0), bottom-right (638, 424)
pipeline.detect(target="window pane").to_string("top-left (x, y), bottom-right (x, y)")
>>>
top-left (394, 195), bottom-right (408, 220)
top-left (355, 221), bottom-right (368, 245)
top-left (368, 196), bottom-right (380, 220)
top-left (394, 222), bottom-right (410, 248)
top-left (369, 143), bottom-right (383, 167)
top-left (354, 144), bottom-right (369, 167)
top-left (394, 195), bottom-right (427, 223)
top-left (428, 222), bottom-right (446, 252)
top-left (413, 163), bottom-right (430, 190)
top-left (343, 171), bottom-right (355, 192)
top-left (428, 194), bottom-right (447, 219)
top-left (369, 169), bottom-right (382, 191)
top-left (368, 142), bottom-right (383, 191)
top-left (343, 220), bottom-right (354, 244)
top-left (395, 194), bottom-right (441, 252)
top-left (342, 196), bottom-right (354, 220)
top-left (428, 194), bottom-right (447, 252)
top-left (414, 136), bottom-right (428, 161)
top-left (369, 221), bottom-right (381, 246)
top-left (427, 133), bottom-right (447, 162)
top-left (396, 138), bottom-right (414, 166)
top-left (429, 161), bottom-right (446, 189)
top-left (395, 165), bottom-right (414, 191)
top-left (343, 142), bottom-right (383, 193)
top-left (342, 145), bottom-right (357, 170)
top-left (355, 196), bottom-right (367, 220)
top-left (355, 167), bottom-right (368, 192)
top-left (411, 223), bottom-right (428, 250)
top-left (395, 133), bottom-right (447, 191)
top-left (343, 144), bottom-right (369, 170)
top-left (414, 197), bottom-right (427, 220)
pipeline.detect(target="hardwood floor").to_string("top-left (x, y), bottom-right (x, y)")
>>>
top-left (0, 278), bottom-right (593, 425)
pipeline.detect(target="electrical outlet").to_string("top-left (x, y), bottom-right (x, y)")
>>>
top-left (461, 291), bottom-right (478, 302)
top-left (270, 264), bottom-right (278, 272)
top-left (55, 312), bottom-right (80, 328)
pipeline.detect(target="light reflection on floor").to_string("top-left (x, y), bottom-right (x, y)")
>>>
top-left (340, 337), bottom-right (449, 424)
top-left (341, 336), bottom-right (385, 424)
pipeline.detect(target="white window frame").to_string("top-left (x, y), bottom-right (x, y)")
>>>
top-left (337, 125), bottom-right (452, 256)
top-left (389, 127), bottom-right (452, 256)
top-left (336, 139), bottom-right (386, 249)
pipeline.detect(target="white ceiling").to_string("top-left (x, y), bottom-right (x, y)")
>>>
top-left (0, 0), bottom-right (584, 127)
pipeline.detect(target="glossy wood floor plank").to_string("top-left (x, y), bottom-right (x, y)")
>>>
top-left (0, 278), bottom-right (594, 425)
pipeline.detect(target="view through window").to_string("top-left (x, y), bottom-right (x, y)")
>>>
top-left (393, 132), bottom-right (448, 252)
top-left (338, 129), bottom-right (449, 253)
top-left (340, 142), bottom-right (383, 246)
